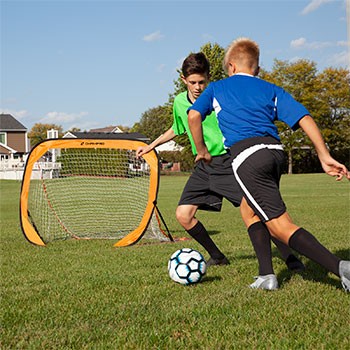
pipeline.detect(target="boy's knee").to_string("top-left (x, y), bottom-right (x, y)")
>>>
top-left (240, 199), bottom-right (259, 228)
top-left (175, 205), bottom-right (195, 228)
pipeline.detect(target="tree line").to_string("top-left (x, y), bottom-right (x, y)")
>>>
top-left (29, 42), bottom-right (350, 174)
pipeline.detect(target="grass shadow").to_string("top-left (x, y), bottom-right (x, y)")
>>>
top-left (207, 230), bottom-right (222, 236)
top-left (276, 248), bottom-right (350, 290)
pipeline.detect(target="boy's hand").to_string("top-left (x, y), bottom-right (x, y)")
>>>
top-left (195, 151), bottom-right (212, 164)
top-left (320, 157), bottom-right (350, 181)
top-left (136, 146), bottom-right (149, 159)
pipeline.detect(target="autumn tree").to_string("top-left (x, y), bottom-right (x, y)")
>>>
top-left (28, 123), bottom-right (63, 147)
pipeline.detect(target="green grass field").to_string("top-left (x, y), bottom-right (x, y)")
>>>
top-left (1, 174), bottom-right (349, 349)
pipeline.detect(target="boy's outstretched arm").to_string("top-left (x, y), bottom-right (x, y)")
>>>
top-left (188, 110), bottom-right (212, 163)
top-left (299, 115), bottom-right (350, 181)
top-left (136, 128), bottom-right (176, 158)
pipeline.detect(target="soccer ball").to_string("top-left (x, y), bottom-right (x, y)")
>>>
top-left (168, 248), bottom-right (207, 285)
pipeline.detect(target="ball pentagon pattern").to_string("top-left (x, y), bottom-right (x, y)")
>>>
top-left (168, 248), bottom-right (206, 285)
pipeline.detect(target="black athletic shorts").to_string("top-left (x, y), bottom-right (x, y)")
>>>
top-left (178, 152), bottom-right (242, 211)
top-left (230, 136), bottom-right (287, 222)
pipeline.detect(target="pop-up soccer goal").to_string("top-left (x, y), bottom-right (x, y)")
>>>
top-left (20, 137), bottom-right (173, 247)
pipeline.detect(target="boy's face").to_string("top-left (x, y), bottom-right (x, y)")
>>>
top-left (181, 73), bottom-right (209, 103)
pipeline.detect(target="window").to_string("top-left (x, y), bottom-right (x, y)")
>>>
top-left (0, 132), bottom-right (6, 144)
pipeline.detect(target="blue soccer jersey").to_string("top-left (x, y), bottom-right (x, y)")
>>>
top-left (189, 73), bottom-right (310, 147)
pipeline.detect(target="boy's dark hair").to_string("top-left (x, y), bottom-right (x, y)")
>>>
top-left (182, 52), bottom-right (210, 78)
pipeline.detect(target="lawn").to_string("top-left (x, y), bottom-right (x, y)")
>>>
top-left (1, 174), bottom-right (349, 349)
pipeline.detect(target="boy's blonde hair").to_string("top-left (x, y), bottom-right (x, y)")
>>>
top-left (223, 37), bottom-right (260, 74)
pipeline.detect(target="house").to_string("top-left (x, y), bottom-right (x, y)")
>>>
top-left (155, 140), bottom-right (184, 152)
top-left (0, 114), bottom-right (29, 162)
top-left (89, 125), bottom-right (123, 133)
top-left (62, 130), bottom-right (150, 142)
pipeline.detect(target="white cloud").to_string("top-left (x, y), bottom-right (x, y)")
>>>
top-left (328, 50), bottom-right (350, 67)
top-left (68, 120), bottom-right (100, 131)
top-left (0, 109), bottom-right (29, 120)
top-left (40, 111), bottom-right (88, 124)
top-left (301, 0), bottom-right (336, 15)
top-left (336, 40), bottom-right (349, 47)
top-left (142, 30), bottom-right (165, 42)
top-left (291, 38), bottom-right (307, 49)
top-left (291, 37), bottom-right (332, 49)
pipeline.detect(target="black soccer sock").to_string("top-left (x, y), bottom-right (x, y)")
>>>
top-left (288, 228), bottom-right (341, 276)
top-left (271, 236), bottom-right (296, 261)
top-left (187, 221), bottom-right (225, 260)
top-left (247, 221), bottom-right (274, 276)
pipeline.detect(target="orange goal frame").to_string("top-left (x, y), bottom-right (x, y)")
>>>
top-left (20, 138), bottom-right (161, 247)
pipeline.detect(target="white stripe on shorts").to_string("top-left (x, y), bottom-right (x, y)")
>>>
top-left (231, 143), bottom-right (284, 221)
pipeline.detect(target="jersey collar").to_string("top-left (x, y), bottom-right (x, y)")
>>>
top-left (234, 72), bottom-right (254, 77)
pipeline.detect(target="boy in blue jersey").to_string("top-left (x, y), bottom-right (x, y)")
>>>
top-left (137, 52), bottom-right (304, 275)
top-left (188, 37), bottom-right (350, 291)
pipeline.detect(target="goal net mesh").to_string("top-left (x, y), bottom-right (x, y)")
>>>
top-left (20, 138), bottom-right (171, 246)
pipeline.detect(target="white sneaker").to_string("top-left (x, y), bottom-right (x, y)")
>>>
top-left (339, 260), bottom-right (350, 292)
top-left (250, 274), bottom-right (279, 290)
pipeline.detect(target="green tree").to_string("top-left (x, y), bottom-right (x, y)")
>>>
top-left (66, 127), bottom-right (81, 133)
top-left (132, 43), bottom-right (350, 174)
top-left (172, 42), bottom-right (226, 97)
top-left (201, 42), bottom-right (227, 81)
top-left (28, 123), bottom-right (63, 147)
top-left (316, 67), bottom-right (350, 164)
top-left (261, 59), bottom-right (320, 174)
top-left (130, 105), bottom-right (173, 142)
top-left (261, 60), bottom-right (350, 173)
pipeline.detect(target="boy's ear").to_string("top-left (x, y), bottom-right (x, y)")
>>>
top-left (180, 75), bottom-right (187, 85)
top-left (228, 62), bottom-right (236, 76)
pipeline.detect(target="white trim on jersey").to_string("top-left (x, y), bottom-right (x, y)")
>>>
top-left (212, 97), bottom-right (222, 114)
top-left (231, 143), bottom-right (284, 221)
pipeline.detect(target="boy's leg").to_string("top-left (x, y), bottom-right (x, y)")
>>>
top-left (266, 213), bottom-right (341, 276)
top-left (177, 160), bottom-right (229, 266)
top-left (270, 236), bottom-right (305, 271)
top-left (241, 198), bottom-right (304, 272)
top-left (247, 221), bottom-right (274, 275)
top-left (176, 204), bottom-right (228, 265)
top-left (267, 215), bottom-right (349, 292)
top-left (231, 141), bottom-right (347, 289)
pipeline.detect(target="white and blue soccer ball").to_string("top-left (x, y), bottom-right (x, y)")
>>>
top-left (168, 248), bottom-right (207, 285)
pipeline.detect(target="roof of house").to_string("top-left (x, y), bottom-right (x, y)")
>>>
top-left (89, 126), bottom-right (123, 133)
top-left (0, 114), bottom-right (27, 131)
top-left (63, 131), bottom-right (150, 142)
top-left (0, 142), bottom-right (18, 154)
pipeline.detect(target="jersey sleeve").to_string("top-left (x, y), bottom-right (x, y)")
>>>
top-left (275, 87), bottom-right (310, 130)
top-left (188, 84), bottom-right (215, 120)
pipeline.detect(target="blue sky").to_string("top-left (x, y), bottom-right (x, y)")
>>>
top-left (1, 0), bottom-right (349, 132)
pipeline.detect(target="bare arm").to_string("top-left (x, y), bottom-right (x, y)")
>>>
top-left (299, 115), bottom-right (350, 181)
top-left (136, 128), bottom-right (176, 158)
top-left (188, 110), bottom-right (212, 163)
